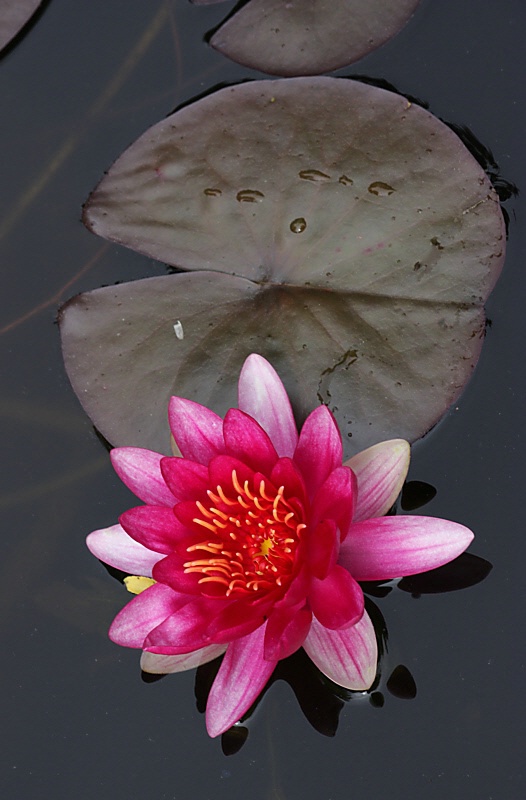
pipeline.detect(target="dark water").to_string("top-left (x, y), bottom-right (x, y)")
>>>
top-left (1, 1), bottom-right (524, 797)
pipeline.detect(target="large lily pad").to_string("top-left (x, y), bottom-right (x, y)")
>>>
top-left (0, 0), bottom-right (43, 53)
top-left (206, 0), bottom-right (422, 77)
top-left (63, 78), bottom-right (505, 456)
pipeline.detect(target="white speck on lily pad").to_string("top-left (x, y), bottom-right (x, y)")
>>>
top-left (173, 320), bottom-right (184, 339)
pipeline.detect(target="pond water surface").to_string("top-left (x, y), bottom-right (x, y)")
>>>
top-left (1, 1), bottom-right (524, 798)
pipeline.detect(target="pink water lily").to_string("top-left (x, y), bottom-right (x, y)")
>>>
top-left (87, 354), bottom-right (474, 737)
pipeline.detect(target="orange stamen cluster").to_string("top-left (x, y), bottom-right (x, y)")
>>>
top-left (183, 470), bottom-right (306, 597)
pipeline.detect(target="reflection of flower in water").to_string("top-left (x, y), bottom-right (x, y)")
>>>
top-left (87, 354), bottom-right (474, 737)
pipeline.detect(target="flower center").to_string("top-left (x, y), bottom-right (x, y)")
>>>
top-left (183, 470), bottom-right (306, 598)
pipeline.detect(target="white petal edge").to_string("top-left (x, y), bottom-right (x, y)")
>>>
top-left (345, 439), bottom-right (410, 521)
top-left (303, 611), bottom-right (377, 691)
top-left (87, 524), bottom-right (163, 576)
top-left (140, 644), bottom-right (227, 674)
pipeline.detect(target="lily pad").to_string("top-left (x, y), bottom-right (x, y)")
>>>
top-left (0, 0), bottom-right (43, 53)
top-left (63, 78), bottom-right (505, 456)
top-left (207, 0), bottom-right (422, 76)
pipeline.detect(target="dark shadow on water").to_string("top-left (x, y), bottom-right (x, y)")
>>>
top-left (401, 480), bottom-right (437, 511)
top-left (398, 552), bottom-right (492, 596)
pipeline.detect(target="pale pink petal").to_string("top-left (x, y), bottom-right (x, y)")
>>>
top-left (339, 516), bottom-right (474, 581)
top-left (308, 565), bottom-right (364, 629)
top-left (303, 612), bottom-right (377, 690)
top-left (109, 583), bottom-right (187, 648)
top-left (110, 447), bottom-right (177, 506)
top-left (237, 354), bottom-right (298, 457)
top-left (140, 644), bottom-right (226, 674)
top-left (168, 397), bottom-right (225, 463)
top-left (345, 439), bottom-right (410, 522)
top-left (87, 524), bottom-right (163, 576)
top-left (206, 623), bottom-right (276, 737)
top-left (293, 406), bottom-right (343, 496)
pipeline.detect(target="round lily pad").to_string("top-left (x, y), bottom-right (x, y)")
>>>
top-left (64, 78), bottom-right (505, 456)
top-left (0, 0), bottom-right (43, 52)
top-left (207, 0), bottom-right (422, 76)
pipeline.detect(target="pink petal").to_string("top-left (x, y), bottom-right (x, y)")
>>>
top-left (280, 565), bottom-right (310, 607)
top-left (293, 406), bottom-right (343, 496)
top-left (308, 565), bottom-right (364, 629)
top-left (119, 505), bottom-right (187, 554)
top-left (207, 454), bottom-right (255, 495)
top-left (223, 408), bottom-right (279, 475)
top-left (303, 611), bottom-right (378, 690)
top-left (304, 519), bottom-right (338, 580)
top-left (264, 603), bottom-right (312, 661)
top-left (110, 447), bottom-right (177, 507)
top-left (168, 397), bottom-right (225, 463)
top-left (140, 644), bottom-right (227, 674)
top-left (339, 516), bottom-right (474, 581)
top-left (151, 551), bottom-right (202, 594)
top-left (237, 353), bottom-right (298, 458)
top-left (345, 439), bottom-right (410, 522)
top-left (270, 457), bottom-right (308, 508)
top-left (205, 596), bottom-right (273, 643)
top-left (160, 457), bottom-right (209, 501)
top-left (144, 598), bottom-right (216, 654)
top-left (87, 524), bottom-right (163, 576)
top-left (109, 583), bottom-right (187, 648)
top-left (310, 466), bottom-right (356, 539)
top-left (206, 623), bottom-right (276, 737)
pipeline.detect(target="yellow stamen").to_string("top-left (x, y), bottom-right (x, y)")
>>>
top-left (216, 485), bottom-right (236, 505)
top-left (193, 518), bottom-right (218, 533)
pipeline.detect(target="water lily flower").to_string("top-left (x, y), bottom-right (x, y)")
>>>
top-left (87, 354), bottom-right (474, 737)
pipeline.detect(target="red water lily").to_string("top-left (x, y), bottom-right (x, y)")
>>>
top-left (87, 354), bottom-right (473, 736)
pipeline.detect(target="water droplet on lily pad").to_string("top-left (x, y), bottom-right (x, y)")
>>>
top-left (368, 181), bottom-right (396, 197)
top-left (236, 189), bottom-right (265, 203)
top-left (299, 169), bottom-right (331, 182)
top-left (290, 217), bottom-right (307, 233)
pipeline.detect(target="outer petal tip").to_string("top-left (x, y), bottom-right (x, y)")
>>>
top-left (86, 524), bottom-right (163, 576)
top-left (304, 612), bottom-right (378, 691)
top-left (205, 625), bottom-right (276, 737)
top-left (341, 516), bottom-right (475, 582)
top-left (237, 353), bottom-right (298, 458)
top-left (110, 446), bottom-right (177, 506)
top-left (346, 438), bottom-right (411, 522)
top-left (168, 396), bottom-right (224, 463)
